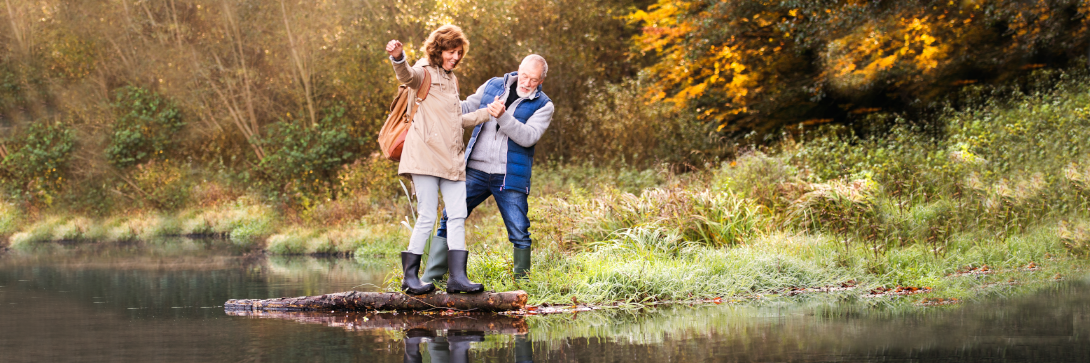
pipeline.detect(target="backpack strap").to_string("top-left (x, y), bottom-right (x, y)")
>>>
top-left (406, 67), bottom-right (432, 122)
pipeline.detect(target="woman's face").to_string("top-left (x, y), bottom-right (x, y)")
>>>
top-left (441, 46), bottom-right (463, 71)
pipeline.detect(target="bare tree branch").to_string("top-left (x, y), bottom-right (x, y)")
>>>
top-left (105, 36), bottom-right (135, 73)
top-left (280, 0), bottom-right (317, 126)
top-left (139, 0), bottom-right (158, 27)
top-left (5, 0), bottom-right (27, 54)
top-left (111, 169), bottom-right (149, 197)
top-left (221, 1), bottom-right (260, 137)
top-left (169, 0), bottom-right (183, 47)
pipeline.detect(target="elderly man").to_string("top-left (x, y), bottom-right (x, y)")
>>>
top-left (422, 54), bottom-right (554, 282)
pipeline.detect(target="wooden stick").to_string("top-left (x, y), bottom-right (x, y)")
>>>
top-left (225, 290), bottom-right (528, 313)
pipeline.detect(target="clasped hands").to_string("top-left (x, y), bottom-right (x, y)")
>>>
top-left (487, 96), bottom-right (505, 118)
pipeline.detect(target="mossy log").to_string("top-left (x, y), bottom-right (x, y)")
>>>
top-left (224, 290), bottom-right (528, 313)
top-left (226, 310), bottom-right (528, 334)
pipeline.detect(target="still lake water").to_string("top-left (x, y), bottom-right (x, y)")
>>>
top-left (1, 239), bottom-right (1088, 362)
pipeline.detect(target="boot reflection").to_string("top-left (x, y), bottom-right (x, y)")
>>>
top-left (428, 330), bottom-right (485, 363)
top-left (404, 329), bottom-right (434, 363)
top-left (514, 334), bottom-right (533, 363)
top-left (403, 330), bottom-right (486, 363)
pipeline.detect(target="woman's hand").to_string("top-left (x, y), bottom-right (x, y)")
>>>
top-left (385, 40), bottom-right (404, 60)
top-left (488, 96), bottom-right (506, 118)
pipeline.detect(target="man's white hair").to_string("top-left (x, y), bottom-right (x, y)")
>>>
top-left (522, 54), bottom-right (548, 79)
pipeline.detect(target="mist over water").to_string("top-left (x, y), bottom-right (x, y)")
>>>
top-left (1, 240), bottom-right (1088, 363)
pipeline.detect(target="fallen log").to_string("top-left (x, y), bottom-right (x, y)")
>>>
top-left (226, 310), bottom-right (528, 334)
top-left (224, 290), bottom-right (528, 313)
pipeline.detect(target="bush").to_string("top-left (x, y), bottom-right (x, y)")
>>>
top-left (716, 150), bottom-right (801, 210)
top-left (338, 155), bottom-right (401, 202)
top-left (106, 86), bottom-right (185, 170)
top-left (258, 106), bottom-right (360, 203)
top-left (121, 160), bottom-right (192, 211)
top-left (0, 121), bottom-right (75, 207)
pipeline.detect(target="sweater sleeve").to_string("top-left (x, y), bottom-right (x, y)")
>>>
top-left (496, 101), bottom-right (554, 147)
top-left (390, 56), bottom-right (425, 90)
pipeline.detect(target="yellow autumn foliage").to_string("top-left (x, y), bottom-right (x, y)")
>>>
top-left (628, 0), bottom-right (1090, 134)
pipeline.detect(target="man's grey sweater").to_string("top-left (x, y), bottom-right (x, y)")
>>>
top-left (461, 75), bottom-right (554, 174)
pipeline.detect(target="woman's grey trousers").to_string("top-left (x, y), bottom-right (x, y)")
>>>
top-left (405, 174), bottom-right (467, 254)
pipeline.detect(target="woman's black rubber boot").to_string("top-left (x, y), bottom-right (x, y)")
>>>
top-left (446, 249), bottom-right (484, 294)
top-left (400, 252), bottom-right (435, 295)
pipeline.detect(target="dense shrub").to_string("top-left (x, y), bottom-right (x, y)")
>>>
top-left (0, 122), bottom-right (75, 206)
top-left (258, 107), bottom-right (360, 202)
top-left (106, 86), bottom-right (185, 170)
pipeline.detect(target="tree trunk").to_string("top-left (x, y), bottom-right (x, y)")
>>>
top-left (225, 290), bottom-right (528, 313)
top-left (225, 310), bottom-right (529, 334)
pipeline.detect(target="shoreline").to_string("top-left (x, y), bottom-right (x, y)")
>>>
top-left (3, 234), bottom-right (1081, 311)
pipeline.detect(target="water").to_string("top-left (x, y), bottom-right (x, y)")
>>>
top-left (2, 239), bottom-right (1088, 362)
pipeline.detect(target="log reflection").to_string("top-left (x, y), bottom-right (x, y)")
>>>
top-left (226, 310), bottom-right (529, 335)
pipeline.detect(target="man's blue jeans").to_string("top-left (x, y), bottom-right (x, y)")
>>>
top-left (437, 168), bottom-right (532, 249)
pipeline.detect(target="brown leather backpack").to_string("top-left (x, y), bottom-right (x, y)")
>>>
top-left (378, 68), bottom-right (432, 162)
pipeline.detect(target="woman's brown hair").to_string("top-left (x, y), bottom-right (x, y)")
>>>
top-left (423, 25), bottom-right (469, 69)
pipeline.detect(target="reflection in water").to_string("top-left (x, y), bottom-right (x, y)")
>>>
top-left (227, 310), bottom-right (528, 334)
top-left (402, 330), bottom-right (533, 363)
top-left (2, 240), bottom-right (1090, 362)
top-left (406, 330), bottom-right (486, 363)
top-left (230, 310), bottom-right (530, 362)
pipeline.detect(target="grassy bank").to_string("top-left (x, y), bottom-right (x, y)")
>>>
top-left (437, 70), bottom-right (1090, 305)
top-left (3, 71), bottom-right (1090, 307)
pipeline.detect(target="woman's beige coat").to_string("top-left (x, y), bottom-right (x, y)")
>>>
top-left (392, 58), bottom-right (490, 181)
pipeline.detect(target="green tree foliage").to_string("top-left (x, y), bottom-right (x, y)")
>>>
top-left (106, 86), bottom-right (184, 170)
top-left (258, 107), bottom-right (358, 202)
top-left (0, 122), bottom-right (75, 205)
top-left (629, 0), bottom-right (1090, 136)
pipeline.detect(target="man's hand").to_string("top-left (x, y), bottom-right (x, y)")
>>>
top-left (385, 40), bottom-right (404, 60)
top-left (488, 96), bottom-right (506, 118)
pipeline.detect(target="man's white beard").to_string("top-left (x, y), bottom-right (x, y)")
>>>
top-left (516, 86), bottom-right (533, 98)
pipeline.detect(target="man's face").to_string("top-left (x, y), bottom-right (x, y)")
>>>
top-left (516, 61), bottom-right (544, 96)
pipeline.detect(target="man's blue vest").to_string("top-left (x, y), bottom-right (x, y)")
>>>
top-left (464, 71), bottom-right (551, 194)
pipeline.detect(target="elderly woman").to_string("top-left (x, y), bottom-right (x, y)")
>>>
top-left (385, 25), bottom-right (504, 295)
